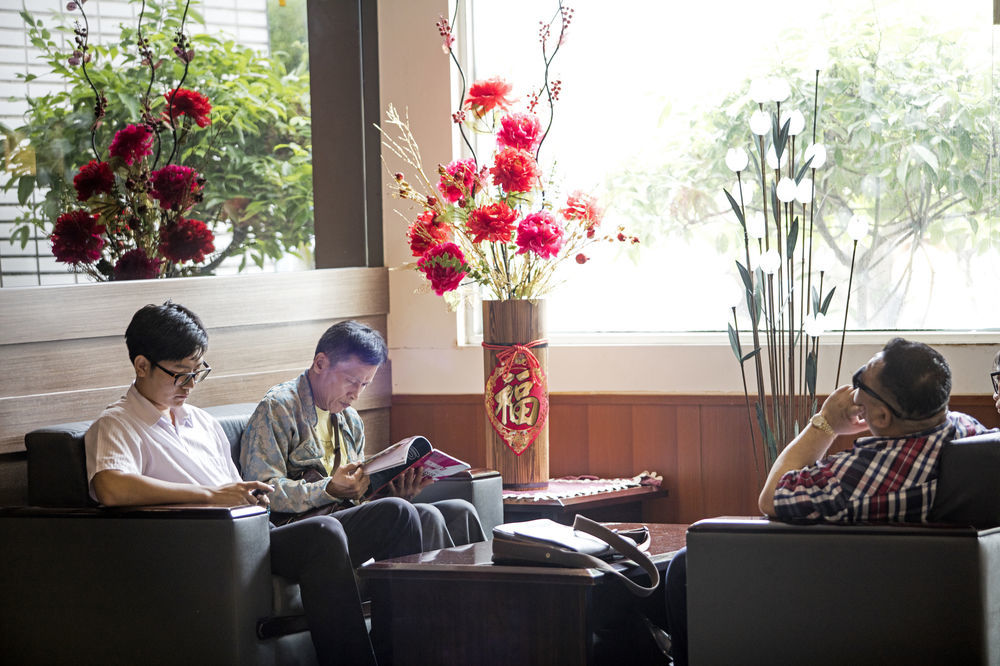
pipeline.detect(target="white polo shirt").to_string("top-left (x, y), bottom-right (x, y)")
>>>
top-left (85, 384), bottom-right (242, 501)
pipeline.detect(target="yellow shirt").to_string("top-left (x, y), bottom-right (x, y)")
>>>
top-left (314, 406), bottom-right (348, 475)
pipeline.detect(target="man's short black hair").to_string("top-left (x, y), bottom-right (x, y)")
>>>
top-left (879, 337), bottom-right (951, 418)
top-left (125, 301), bottom-right (208, 364)
top-left (315, 320), bottom-right (387, 367)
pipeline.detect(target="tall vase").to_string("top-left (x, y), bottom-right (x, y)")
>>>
top-left (482, 299), bottom-right (550, 489)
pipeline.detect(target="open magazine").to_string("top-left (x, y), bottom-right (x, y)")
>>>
top-left (362, 435), bottom-right (471, 498)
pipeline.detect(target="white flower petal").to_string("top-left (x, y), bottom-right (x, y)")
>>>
top-left (725, 147), bottom-right (749, 172)
top-left (769, 78), bottom-right (791, 103)
top-left (759, 249), bottom-right (781, 274)
top-left (803, 143), bottom-right (827, 169)
top-left (795, 178), bottom-right (813, 204)
top-left (847, 214), bottom-right (871, 240)
top-left (776, 177), bottom-right (797, 202)
top-left (766, 145), bottom-right (788, 170)
top-left (747, 213), bottom-right (766, 239)
top-left (749, 110), bottom-right (771, 136)
top-left (780, 109), bottom-right (806, 136)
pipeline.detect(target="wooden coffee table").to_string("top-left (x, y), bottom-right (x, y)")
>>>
top-left (360, 522), bottom-right (687, 665)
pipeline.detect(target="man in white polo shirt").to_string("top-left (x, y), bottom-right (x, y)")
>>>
top-left (85, 301), bottom-right (423, 666)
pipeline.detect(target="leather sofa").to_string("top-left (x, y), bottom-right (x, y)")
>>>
top-left (685, 431), bottom-right (1000, 665)
top-left (1, 403), bottom-right (503, 665)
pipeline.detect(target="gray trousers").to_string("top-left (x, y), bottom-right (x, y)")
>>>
top-left (414, 499), bottom-right (486, 550)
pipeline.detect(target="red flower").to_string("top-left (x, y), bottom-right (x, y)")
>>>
top-left (464, 76), bottom-right (514, 117)
top-left (113, 248), bottom-right (162, 281)
top-left (437, 158), bottom-right (480, 203)
top-left (490, 147), bottom-right (541, 194)
top-left (163, 88), bottom-right (212, 128)
top-left (159, 217), bottom-right (215, 263)
top-left (467, 202), bottom-right (517, 243)
top-left (108, 124), bottom-right (153, 166)
top-left (50, 210), bottom-right (105, 264)
top-left (496, 112), bottom-right (542, 152)
top-left (407, 210), bottom-right (451, 257)
top-left (417, 241), bottom-right (467, 295)
top-left (516, 211), bottom-right (565, 259)
top-left (150, 164), bottom-right (201, 211)
top-left (560, 190), bottom-right (604, 238)
top-left (72, 160), bottom-right (114, 201)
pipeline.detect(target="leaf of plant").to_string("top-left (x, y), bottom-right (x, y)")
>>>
top-left (736, 260), bottom-right (752, 292)
top-left (728, 322), bottom-right (742, 360)
top-left (786, 217), bottom-right (798, 256)
top-left (724, 188), bottom-right (746, 228)
top-left (805, 350), bottom-right (817, 395)
top-left (911, 144), bottom-right (939, 174)
top-left (821, 286), bottom-right (836, 314)
top-left (17, 175), bottom-right (34, 205)
top-left (794, 155), bottom-right (814, 183)
top-left (742, 349), bottom-right (759, 362)
top-left (811, 285), bottom-right (821, 314)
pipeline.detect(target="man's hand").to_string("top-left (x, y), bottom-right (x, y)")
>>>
top-left (821, 385), bottom-right (868, 435)
top-left (387, 466), bottom-right (433, 500)
top-left (325, 462), bottom-right (371, 501)
top-left (209, 481), bottom-right (274, 507)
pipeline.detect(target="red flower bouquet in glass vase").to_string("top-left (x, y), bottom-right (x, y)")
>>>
top-left (49, 0), bottom-right (215, 281)
top-left (380, 2), bottom-right (638, 304)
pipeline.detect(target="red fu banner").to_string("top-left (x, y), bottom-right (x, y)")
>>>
top-left (483, 341), bottom-right (550, 455)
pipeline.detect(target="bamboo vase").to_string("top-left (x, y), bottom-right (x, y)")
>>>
top-left (482, 299), bottom-right (550, 489)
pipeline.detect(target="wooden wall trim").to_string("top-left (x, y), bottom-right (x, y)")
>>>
top-left (0, 267), bottom-right (388, 345)
top-left (392, 393), bottom-right (1000, 525)
top-left (0, 267), bottom-right (390, 454)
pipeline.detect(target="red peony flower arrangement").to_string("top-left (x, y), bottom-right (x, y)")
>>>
top-left (49, 0), bottom-right (214, 281)
top-left (381, 2), bottom-right (638, 301)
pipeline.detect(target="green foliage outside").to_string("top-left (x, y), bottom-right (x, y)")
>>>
top-left (606, 9), bottom-right (996, 327)
top-left (1, 0), bottom-right (314, 274)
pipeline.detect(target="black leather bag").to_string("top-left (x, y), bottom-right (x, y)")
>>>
top-left (491, 514), bottom-right (660, 597)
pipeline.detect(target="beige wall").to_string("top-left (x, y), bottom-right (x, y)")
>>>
top-left (376, 0), bottom-right (999, 397)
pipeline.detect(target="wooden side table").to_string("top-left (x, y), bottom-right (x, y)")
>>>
top-left (360, 522), bottom-right (686, 666)
top-left (503, 482), bottom-right (668, 525)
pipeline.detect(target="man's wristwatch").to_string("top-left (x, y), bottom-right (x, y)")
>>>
top-left (809, 413), bottom-right (836, 436)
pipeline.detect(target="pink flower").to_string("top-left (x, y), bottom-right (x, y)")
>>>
top-left (437, 158), bottom-right (480, 203)
top-left (112, 248), bottom-right (162, 280)
top-left (50, 210), bottom-right (105, 264)
top-left (417, 241), bottom-right (467, 295)
top-left (467, 202), bottom-right (517, 243)
top-left (72, 160), bottom-right (114, 201)
top-left (516, 211), bottom-right (565, 259)
top-left (464, 76), bottom-right (515, 117)
top-left (497, 112), bottom-right (542, 152)
top-left (108, 124), bottom-right (153, 166)
top-left (149, 164), bottom-right (201, 211)
top-left (159, 217), bottom-right (215, 263)
top-left (490, 147), bottom-right (541, 194)
top-left (407, 210), bottom-right (452, 257)
top-left (163, 88), bottom-right (212, 128)
top-left (560, 190), bottom-right (605, 238)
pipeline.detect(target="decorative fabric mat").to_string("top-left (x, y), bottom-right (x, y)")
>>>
top-left (502, 475), bottom-right (649, 503)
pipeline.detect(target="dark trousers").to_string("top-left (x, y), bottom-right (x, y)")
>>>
top-left (665, 546), bottom-right (688, 666)
top-left (269, 497), bottom-right (422, 665)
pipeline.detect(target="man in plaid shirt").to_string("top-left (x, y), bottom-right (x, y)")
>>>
top-left (759, 337), bottom-right (991, 522)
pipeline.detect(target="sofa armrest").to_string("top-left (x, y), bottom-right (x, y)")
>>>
top-left (0, 505), bottom-right (276, 665)
top-left (686, 517), bottom-right (998, 665)
top-left (411, 468), bottom-right (504, 536)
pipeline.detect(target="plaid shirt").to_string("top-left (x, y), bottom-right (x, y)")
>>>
top-left (773, 411), bottom-right (989, 523)
top-left (240, 371), bottom-right (366, 514)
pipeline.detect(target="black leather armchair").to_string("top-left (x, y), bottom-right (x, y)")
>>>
top-left (685, 431), bottom-right (1000, 665)
top-left (2, 403), bottom-right (503, 665)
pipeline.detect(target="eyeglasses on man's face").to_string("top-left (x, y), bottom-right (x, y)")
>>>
top-left (991, 370), bottom-right (1000, 395)
top-left (154, 360), bottom-right (212, 387)
top-left (852, 366), bottom-right (905, 420)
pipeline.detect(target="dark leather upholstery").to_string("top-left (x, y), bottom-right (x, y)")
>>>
top-left (685, 433), bottom-right (1000, 665)
top-left (13, 403), bottom-right (503, 665)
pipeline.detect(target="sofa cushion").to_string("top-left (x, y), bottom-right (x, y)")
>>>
top-left (929, 430), bottom-right (1000, 529)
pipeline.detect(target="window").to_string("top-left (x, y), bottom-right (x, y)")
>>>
top-left (0, 0), bottom-right (312, 286)
top-left (467, 0), bottom-right (1000, 334)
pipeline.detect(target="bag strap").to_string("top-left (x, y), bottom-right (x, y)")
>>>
top-left (567, 515), bottom-right (660, 596)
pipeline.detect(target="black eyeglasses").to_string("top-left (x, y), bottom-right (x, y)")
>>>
top-left (153, 361), bottom-right (211, 387)
top-left (992, 370), bottom-right (1000, 395)
top-left (852, 367), bottom-right (905, 419)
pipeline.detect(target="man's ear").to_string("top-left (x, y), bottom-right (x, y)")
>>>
top-left (866, 403), bottom-right (892, 430)
top-left (133, 355), bottom-right (151, 379)
top-left (312, 352), bottom-right (329, 372)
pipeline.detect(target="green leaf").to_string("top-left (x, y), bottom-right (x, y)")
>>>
top-left (805, 350), bottom-right (817, 396)
top-left (911, 144), bottom-right (939, 174)
top-left (794, 155), bottom-right (814, 184)
top-left (821, 286), bottom-right (836, 314)
top-left (724, 188), bottom-right (746, 228)
top-left (17, 175), bottom-right (35, 205)
top-left (736, 260), bottom-right (752, 292)
top-left (728, 323), bottom-right (742, 360)
top-left (786, 217), bottom-right (798, 257)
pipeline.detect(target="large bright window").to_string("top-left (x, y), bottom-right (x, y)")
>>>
top-left (468, 0), bottom-right (1000, 334)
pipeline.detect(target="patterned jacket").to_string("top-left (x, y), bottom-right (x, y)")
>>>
top-left (773, 411), bottom-right (990, 523)
top-left (240, 371), bottom-right (366, 514)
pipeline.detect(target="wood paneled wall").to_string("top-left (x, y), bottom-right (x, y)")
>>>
top-left (392, 394), bottom-right (1000, 525)
top-left (0, 267), bottom-right (392, 456)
